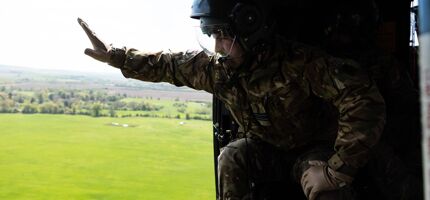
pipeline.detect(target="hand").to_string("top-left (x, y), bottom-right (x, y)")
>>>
top-left (300, 160), bottom-right (353, 200)
top-left (77, 18), bottom-right (110, 62)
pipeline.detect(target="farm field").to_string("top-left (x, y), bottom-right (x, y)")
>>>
top-left (0, 114), bottom-right (215, 200)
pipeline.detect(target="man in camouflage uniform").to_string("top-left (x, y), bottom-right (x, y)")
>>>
top-left (78, 0), bottom-right (386, 199)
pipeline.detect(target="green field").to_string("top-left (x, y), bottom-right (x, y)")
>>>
top-left (0, 114), bottom-right (215, 200)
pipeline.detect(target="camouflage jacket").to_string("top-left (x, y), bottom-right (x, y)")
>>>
top-left (119, 40), bottom-right (385, 169)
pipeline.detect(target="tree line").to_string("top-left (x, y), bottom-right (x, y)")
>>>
top-left (0, 87), bottom-right (211, 120)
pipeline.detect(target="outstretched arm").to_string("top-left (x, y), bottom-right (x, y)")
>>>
top-left (119, 49), bottom-right (216, 93)
top-left (78, 18), bottom-right (216, 93)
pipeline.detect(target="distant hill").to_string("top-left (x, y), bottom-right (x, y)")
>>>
top-left (0, 65), bottom-right (211, 102)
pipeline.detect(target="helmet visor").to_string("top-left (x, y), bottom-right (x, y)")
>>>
top-left (195, 24), bottom-right (236, 56)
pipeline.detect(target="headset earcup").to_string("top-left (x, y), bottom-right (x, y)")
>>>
top-left (231, 3), bottom-right (262, 37)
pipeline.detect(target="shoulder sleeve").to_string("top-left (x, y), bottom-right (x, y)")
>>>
top-left (304, 55), bottom-right (386, 168)
top-left (120, 49), bottom-right (216, 93)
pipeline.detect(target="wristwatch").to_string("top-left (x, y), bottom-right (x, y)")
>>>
top-left (328, 153), bottom-right (357, 177)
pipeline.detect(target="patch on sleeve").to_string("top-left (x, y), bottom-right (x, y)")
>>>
top-left (250, 98), bottom-right (272, 127)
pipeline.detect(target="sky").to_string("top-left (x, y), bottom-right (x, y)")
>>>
top-left (0, 0), bottom-right (201, 73)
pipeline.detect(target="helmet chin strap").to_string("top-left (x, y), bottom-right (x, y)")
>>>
top-left (226, 36), bottom-right (237, 56)
top-left (217, 36), bottom-right (243, 64)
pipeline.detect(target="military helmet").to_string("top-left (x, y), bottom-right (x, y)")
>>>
top-left (190, 0), bottom-right (275, 52)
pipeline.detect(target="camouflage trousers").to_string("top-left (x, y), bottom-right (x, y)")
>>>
top-left (217, 138), bottom-right (421, 200)
top-left (217, 138), bottom-right (356, 200)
